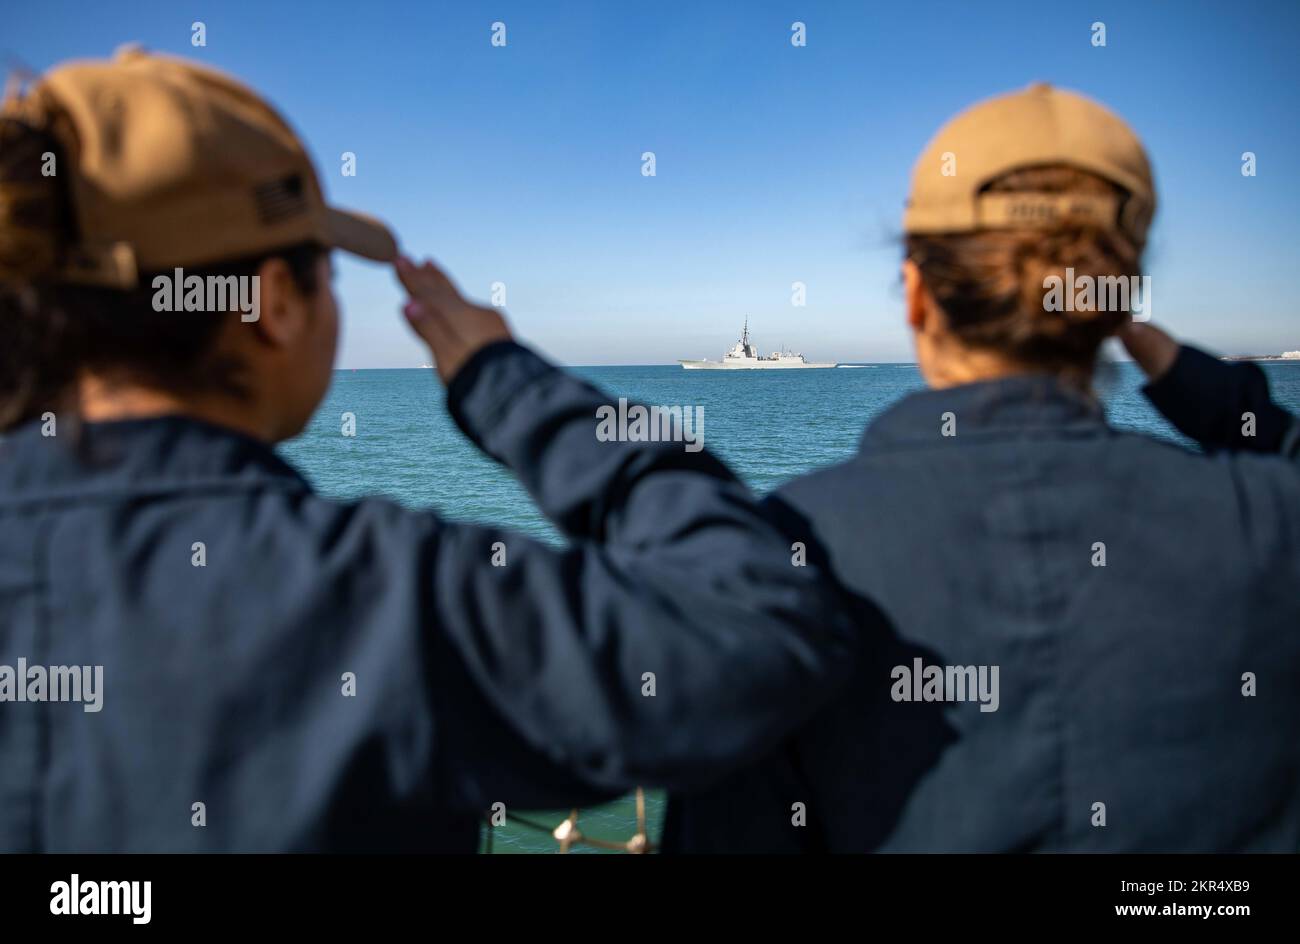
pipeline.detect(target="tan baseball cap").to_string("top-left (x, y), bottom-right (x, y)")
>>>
top-left (2, 45), bottom-right (397, 288)
top-left (903, 83), bottom-right (1156, 244)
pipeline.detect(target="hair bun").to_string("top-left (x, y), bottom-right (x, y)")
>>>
top-left (1018, 225), bottom-right (1135, 335)
top-left (906, 165), bottom-right (1143, 369)
top-left (0, 114), bottom-right (70, 283)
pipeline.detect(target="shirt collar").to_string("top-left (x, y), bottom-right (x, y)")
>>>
top-left (0, 414), bottom-right (308, 502)
top-left (862, 373), bottom-right (1107, 450)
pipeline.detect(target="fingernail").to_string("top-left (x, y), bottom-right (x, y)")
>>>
top-left (403, 301), bottom-right (426, 321)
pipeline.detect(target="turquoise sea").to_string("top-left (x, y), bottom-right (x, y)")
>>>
top-left (279, 359), bottom-right (1300, 853)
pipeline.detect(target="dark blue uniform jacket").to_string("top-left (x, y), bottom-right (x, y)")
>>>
top-left (0, 342), bottom-right (860, 852)
top-left (665, 347), bottom-right (1300, 852)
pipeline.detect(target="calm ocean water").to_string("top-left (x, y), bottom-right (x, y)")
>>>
top-left (278, 359), bottom-right (1300, 853)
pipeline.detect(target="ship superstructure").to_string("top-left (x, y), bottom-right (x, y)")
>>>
top-left (679, 319), bottom-right (835, 369)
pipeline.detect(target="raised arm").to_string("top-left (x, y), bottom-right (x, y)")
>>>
top-left (394, 259), bottom-right (862, 805)
top-left (1122, 322), bottom-right (1300, 458)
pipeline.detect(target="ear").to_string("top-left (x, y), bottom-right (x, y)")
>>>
top-left (247, 256), bottom-right (310, 348)
top-left (902, 258), bottom-right (930, 333)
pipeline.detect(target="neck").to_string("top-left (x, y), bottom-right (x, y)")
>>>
top-left (921, 342), bottom-right (1093, 392)
top-left (76, 375), bottom-right (275, 442)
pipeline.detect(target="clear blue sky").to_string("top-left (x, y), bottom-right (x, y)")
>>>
top-left (7, 0), bottom-right (1299, 365)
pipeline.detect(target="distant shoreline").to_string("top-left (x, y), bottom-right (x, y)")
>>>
top-left (1222, 355), bottom-right (1300, 363)
top-left (335, 357), bottom-right (1300, 371)
top-left (335, 363), bottom-right (923, 371)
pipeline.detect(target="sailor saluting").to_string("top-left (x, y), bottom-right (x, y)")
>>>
top-left (0, 48), bottom-right (860, 852)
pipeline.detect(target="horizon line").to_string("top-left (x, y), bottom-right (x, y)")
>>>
top-left (335, 361), bottom-right (922, 371)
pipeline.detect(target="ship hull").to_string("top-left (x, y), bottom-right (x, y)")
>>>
top-left (678, 360), bottom-right (836, 370)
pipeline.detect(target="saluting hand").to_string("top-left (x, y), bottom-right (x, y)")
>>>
top-left (395, 256), bottom-right (513, 384)
top-left (1118, 321), bottom-right (1180, 382)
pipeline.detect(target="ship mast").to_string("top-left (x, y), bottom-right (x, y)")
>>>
top-left (741, 317), bottom-right (749, 348)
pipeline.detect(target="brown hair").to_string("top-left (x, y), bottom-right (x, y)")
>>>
top-left (905, 165), bottom-right (1145, 371)
top-left (0, 115), bottom-right (326, 431)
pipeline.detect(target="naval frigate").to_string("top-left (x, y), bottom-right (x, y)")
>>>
top-left (679, 319), bottom-right (836, 369)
